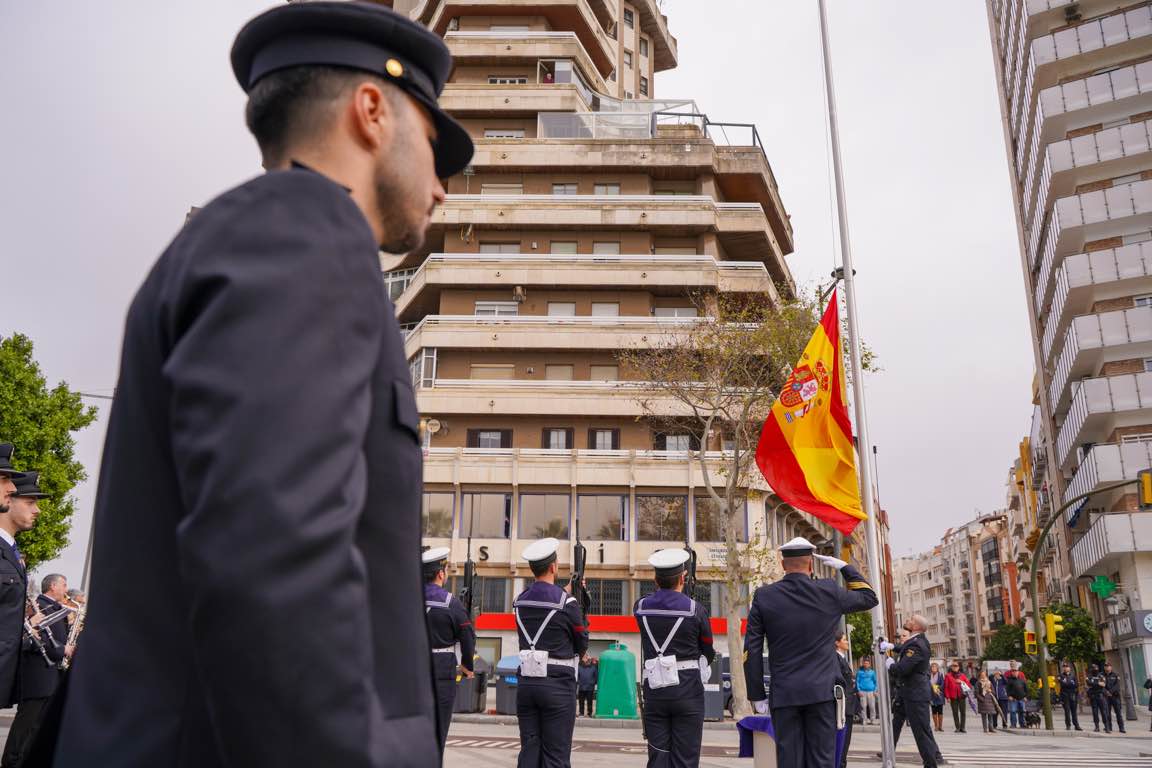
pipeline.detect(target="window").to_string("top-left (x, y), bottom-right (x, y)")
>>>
top-left (474, 300), bottom-right (519, 316)
top-left (578, 495), bottom-right (627, 540)
top-left (481, 183), bottom-right (523, 195)
top-left (466, 429), bottom-right (512, 449)
top-left (636, 495), bottom-right (687, 541)
top-left (1135, 294), bottom-right (1152, 308)
top-left (383, 267), bottom-right (416, 302)
top-left (470, 364), bottom-right (515, 380)
top-left (547, 302), bottom-right (577, 316)
top-left (624, 50), bottom-right (633, 68)
top-left (694, 496), bottom-right (747, 542)
top-left (655, 433), bottom-right (697, 452)
top-left (550, 241), bottom-right (578, 254)
top-left (592, 241), bottom-right (621, 255)
top-left (545, 364), bottom-right (574, 380)
top-left (653, 306), bottom-right (698, 318)
top-left (484, 129), bottom-right (525, 139)
top-left (639, 38), bottom-right (649, 57)
top-left (653, 246), bottom-right (697, 253)
top-left (479, 242), bottom-right (520, 254)
top-left (586, 579), bottom-right (626, 615)
top-left (594, 183), bottom-right (621, 195)
top-left (460, 492), bottom-right (512, 537)
top-left (422, 492), bottom-right (455, 538)
top-left (520, 493), bottom-right (570, 538)
top-left (552, 182), bottom-right (578, 195)
top-left (623, 8), bottom-right (634, 28)
top-left (542, 427), bottom-right (574, 450)
top-left (490, 25), bottom-right (530, 32)
top-left (488, 76), bottom-right (528, 85)
top-left (625, 91), bottom-right (634, 99)
top-left (588, 428), bottom-right (620, 450)
top-left (639, 77), bottom-right (648, 96)
top-left (591, 302), bottom-right (620, 317)
top-left (589, 364), bottom-right (619, 381)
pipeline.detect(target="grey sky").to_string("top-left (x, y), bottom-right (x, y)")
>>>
top-left (0, 0), bottom-right (1032, 583)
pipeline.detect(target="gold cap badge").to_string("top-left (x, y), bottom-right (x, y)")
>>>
top-left (385, 59), bottom-right (404, 78)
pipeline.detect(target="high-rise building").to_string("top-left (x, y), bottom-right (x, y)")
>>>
top-left (986, 0), bottom-right (1152, 706)
top-left (378, 0), bottom-right (827, 665)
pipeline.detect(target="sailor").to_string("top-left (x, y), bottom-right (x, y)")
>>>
top-left (634, 548), bottom-right (715, 768)
top-left (513, 538), bottom-right (589, 768)
top-left (422, 546), bottom-right (475, 753)
top-left (743, 537), bottom-right (878, 768)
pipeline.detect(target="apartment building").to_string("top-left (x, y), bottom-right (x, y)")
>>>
top-left (366, 0), bottom-right (856, 666)
top-left (987, 1), bottom-right (1152, 706)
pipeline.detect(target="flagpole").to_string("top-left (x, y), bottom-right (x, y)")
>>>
top-left (816, 2), bottom-right (896, 766)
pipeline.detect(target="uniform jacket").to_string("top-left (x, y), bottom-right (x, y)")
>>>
top-left (20, 594), bottom-right (68, 701)
top-left (1104, 671), bottom-right (1122, 699)
top-left (743, 564), bottom-right (877, 708)
top-left (1087, 672), bottom-right (1107, 698)
top-left (889, 634), bottom-right (932, 703)
top-left (1058, 673), bottom-right (1078, 700)
top-left (54, 167), bottom-right (437, 768)
top-left (0, 542), bottom-right (25, 708)
top-left (513, 581), bottom-right (588, 680)
top-left (835, 652), bottom-right (857, 715)
top-left (633, 589), bottom-right (715, 697)
top-left (424, 583), bottom-right (476, 682)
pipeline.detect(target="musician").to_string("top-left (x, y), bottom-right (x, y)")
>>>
top-left (513, 538), bottom-right (588, 768)
top-left (0, 445), bottom-right (31, 711)
top-left (422, 547), bottom-right (475, 753)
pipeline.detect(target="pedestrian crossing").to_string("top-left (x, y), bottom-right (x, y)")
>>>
top-left (918, 752), bottom-right (1152, 767)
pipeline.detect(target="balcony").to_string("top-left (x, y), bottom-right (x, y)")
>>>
top-left (1041, 241), bottom-right (1152, 359)
top-left (416, 378), bottom-right (685, 416)
top-left (444, 31), bottom-right (609, 92)
top-left (1055, 371), bottom-right (1152, 468)
top-left (1070, 510), bottom-right (1152, 576)
top-left (432, 194), bottom-right (783, 266)
top-left (632, 0), bottom-right (679, 72)
top-left (403, 314), bottom-right (703, 358)
top-left (440, 82), bottom-right (592, 115)
top-left (391, 253), bottom-right (779, 320)
top-left (1063, 440), bottom-right (1152, 508)
top-left (1048, 306), bottom-right (1152, 411)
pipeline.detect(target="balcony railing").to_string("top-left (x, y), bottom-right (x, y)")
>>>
top-left (1032, 179), bottom-right (1152, 275)
top-left (1070, 509), bottom-right (1152, 576)
top-left (1048, 306), bottom-right (1152, 408)
top-left (1056, 371), bottom-right (1152, 466)
top-left (536, 109), bottom-right (765, 154)
top-left (1064, 440), bottom-right (1152, 507)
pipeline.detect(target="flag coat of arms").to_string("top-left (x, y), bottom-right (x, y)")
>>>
top-left (754, 291), bottom-right (866, 534)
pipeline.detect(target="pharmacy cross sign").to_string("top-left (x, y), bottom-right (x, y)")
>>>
top-left (1090, 575), bottom-right (1118, 599)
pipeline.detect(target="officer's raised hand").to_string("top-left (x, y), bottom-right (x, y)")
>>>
top-left (814, 553), bottom-right (848, 570)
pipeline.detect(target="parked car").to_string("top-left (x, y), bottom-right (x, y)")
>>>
top-left (719, 655), bottom-right (771, 718)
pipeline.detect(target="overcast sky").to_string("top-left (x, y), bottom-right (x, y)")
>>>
top-left (0, 1), bottom-right (1033, 584)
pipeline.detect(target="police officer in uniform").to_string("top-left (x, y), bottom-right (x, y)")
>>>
top-left (1087, 663), bottom-right (1110, 731)
top-left (888, 615), bottom-right (942, 768)
top-left (514, 538), bottom-right (589, 768)
top-left (1103, 663), bottom-right (1126, 733)
top-left (422, 546), bottom-right (476, 753)
top-left (51, 4), bottom-right (474, 766)
top-left (744, 537), bottom-right (878, 768)
top-left (0, 445), bottom-right (28, 713)
top-left (1058, 663), bottom-right (1082, 731)
top-left (633, 549), bottom-right (715, 768)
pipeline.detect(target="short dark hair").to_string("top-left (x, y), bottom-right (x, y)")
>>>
top-left (244, 65), bottom-right (394, 163)
top-left (654, 571), bottom-right (681, 590)
top-left (40, 573), bottom-right (64, 595)
top-left (834, 630), bottom-right (846, 643)
top-left (530, 560), bottom-right (553, 578)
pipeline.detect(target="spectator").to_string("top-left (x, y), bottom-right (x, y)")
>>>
top-left (943, 660), bottom-right (970, 733)
top-left (974, 671), bottom-right (998, 732)
top-left (856, 657), bottom-right (878, 725)
top-left (1004, 661), bottom-right (1028, 729)
top-left (929, 662), bottom-right (945, 733)
top-left (965, 661), bottom-right (977, 681)
top-left (577, 656), bottom-right (597, 717)
top-left (991, 671), bottom-right (1010, 730)
top-left (1143, 677), bottom-right (1151, 732)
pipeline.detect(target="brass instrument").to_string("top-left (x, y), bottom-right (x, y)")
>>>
top-left (60, 596), bottom-right (86, 671)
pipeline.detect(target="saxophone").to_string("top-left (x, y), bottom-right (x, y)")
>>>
top-left (60, 597), bottom-right (86, 671)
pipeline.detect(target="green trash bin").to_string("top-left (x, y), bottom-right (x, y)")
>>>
top-left (595, 642), bottom-right (639, 719)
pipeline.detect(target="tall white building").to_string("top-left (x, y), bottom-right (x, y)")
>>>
top-left (986, 0), bottom-right (1152, 709)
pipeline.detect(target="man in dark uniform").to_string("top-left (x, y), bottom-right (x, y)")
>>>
top-left (1087, 663), bottom-right (1110, 732)
top-left (633, 548), bottom-right (715, 768)
top-left (888, 615), bottom-right (942, 768)
top-left (1103, 663), bottom-right (1126, 733)
top-left (744, 537), bottom-right (878, 768)
top-left (422, 546), bottom-right (476, 753)
top-left (0, 445), bottom-right (29, 713)
top-left (1058, 663), bottom-right (1082, 731)
top-left (514, 538), bottom-right (589, 768)
top-left (51, 4), bottom-right (473, 767)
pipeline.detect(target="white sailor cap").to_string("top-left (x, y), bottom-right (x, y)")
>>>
top-left (648, 548), bottom-right (691, 576)
top-left (422, 546), bottom-right (451, 565)
top-left (779, 536), bottom-right (816, 558)
top-left (522, 537), bottom-right (560, 566)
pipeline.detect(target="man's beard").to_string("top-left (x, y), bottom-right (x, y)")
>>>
top-left (373, 151), bottom-right (427, 255)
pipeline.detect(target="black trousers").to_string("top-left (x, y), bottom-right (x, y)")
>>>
top-left (1107, 695), bottom-right (1125, 731)
top-left (517, 676), bottom-right (577, 768)
top-left (1091, 696), bottom-right (1111, 730)
top-left (433, 675), bottom-right (457, 753)
top-left (578, 690), bottom-right (595, 716)
top-left (896, 699), bottom-right (940, 768)
top-left (643, 679), bottom-right (704, 768)
top-left (2, 697), bottom-right (49, 768)
top-left (1060, 694), bottom-right (1080, 729)
top-left (948, 698), bottom-right (966, 731)
top-left (771, 700), bottom-right (836, 768)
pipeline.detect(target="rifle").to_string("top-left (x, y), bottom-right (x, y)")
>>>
top-left (684, 532), bottom-right (698, 600)
top-left (571, 520), bottom-right (591, 617)
top-left (459, 498), bottom-right (477, 619)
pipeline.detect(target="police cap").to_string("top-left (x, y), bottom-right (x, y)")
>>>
top-left (230, 1), bottom-right (474, 178)
top-left (11, 471), bottom-right (47, 499)
top-left (0, 444), bottom-right (25, 480)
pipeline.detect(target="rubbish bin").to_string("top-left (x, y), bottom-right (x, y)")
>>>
top-left (454, 671), bottom-right (488, 713)
top-left (703, 654), bottom-right (725, 721)
top-left (595, 642), bottom-right (638, 719)
top-left (494, 655), bottom-right (521, 715)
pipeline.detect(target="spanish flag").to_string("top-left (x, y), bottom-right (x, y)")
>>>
top-left (755, 291), bottom-right (866, 534)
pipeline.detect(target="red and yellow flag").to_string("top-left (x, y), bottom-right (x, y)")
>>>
top-left (755, 291), bottom-right (866, 534)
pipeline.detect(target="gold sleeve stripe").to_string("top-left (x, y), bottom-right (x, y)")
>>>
top-left (846, 581), bottom-right (871, 590)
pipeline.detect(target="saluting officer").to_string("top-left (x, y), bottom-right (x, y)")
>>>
top-left (744, 537), bottom-right (878, 768)
top-left (633, 549), bottom-right (715, 768)
top-left (887, 615), bottom-right (942, 768)
top-left (422, 547), bottom-right (476, 753)
top-left (514, 538), bottom-right (589, 768)
top-left (52, 3), bottom-right (474, 767)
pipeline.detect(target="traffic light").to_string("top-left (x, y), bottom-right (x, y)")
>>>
top-left (1045, 612), bottom-right (1064, 644)
top-left (1140, 469), bottom-right (1152, 510)
top-left (1048, 675), bottom-right (1057, 691)
top-left (1024, 631), bottom-right (1037, 655)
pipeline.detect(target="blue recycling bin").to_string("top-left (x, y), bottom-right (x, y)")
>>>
top-left (495, 654), bottom-right (521, 715)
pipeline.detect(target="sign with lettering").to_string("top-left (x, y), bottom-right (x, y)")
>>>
top-left (1111, 611), bottom-right (1152, 642)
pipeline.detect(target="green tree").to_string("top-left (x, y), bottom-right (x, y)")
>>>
top-left (1045, 602), bottom-right (1099, 664)
top-left (847, 611), bottom-right (873, 662)
top-left (980, 620), bottom-right (1025, 664)
top-left (0, 333), bottom-right (97, 570)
